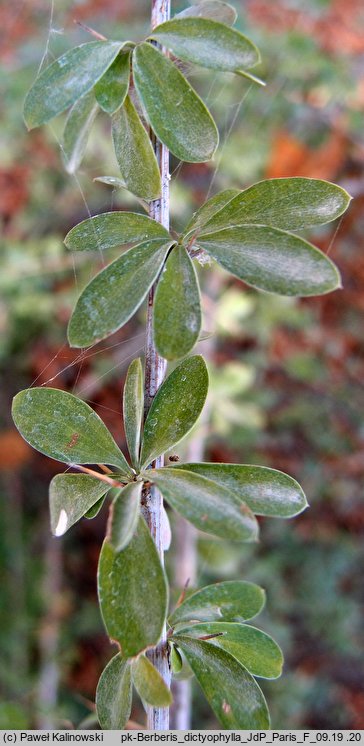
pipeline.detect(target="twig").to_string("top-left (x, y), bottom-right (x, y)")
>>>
top-left (74, 21), bottom-right (107, 41)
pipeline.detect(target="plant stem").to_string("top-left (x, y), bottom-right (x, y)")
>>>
top-left (142, 0), bottom-right (171, 731)
top-left (169, 272), bottom-right (219, 729)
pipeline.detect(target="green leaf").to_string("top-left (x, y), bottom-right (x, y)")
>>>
top-left (170, 644), bottom-right (183, 674)
top-left (98, 517), bottom-right (168, 657)
top-left (64, 212), bottom-right (170, 252)
top-left (174, 1), bottom-right (237, 26)
top-left (173, 636), bottom-right (270, 729)
top-left (198, 225), bottom-right (341, 296)
top-left (94, 51), bottom-right (131, 114)
top-left (112, 95), bottom-right (161, 200)
top-left (171, 463), bottom-right (307, 517)
top-left (49, 474), bottom-right (110, 536)
top-left (140, 355), bottom-right (208, 469)
top-left (24, 41), bottom-right (125, 129)
top-left (123, 358), bottom-right (144, 468)
top-left (150, 18), bottom-right (260, 73)
top-left (62, 91), bottom-right (99, 174)
top-left (133, 43), bottom-right (218, 163)
top-left (68, 240), bottom-right (173, 347)
top-left (12, 387), bottom-right (131, 472)
top-left (148, 468), bottom-right (258, 541)
top-left (110, 481), bottom-right (142, 552)
top-left (96, 654), bottom-right (132, 729)
top-left (169, 580), bottom-right (265, 626)
top-left (182, 189), bottom-right (240, 240)
top-left (94, 176), bottom-right (127, 189)
top-left (203, 177), bottom-right (352, 232)
top-left (154, 245), bottom-right (201, 360)
top-left (131, 655), bottom-right (172, 707)
top-left (84, 494), bottom-right (107, 519)
top-left (176, 623), bottom-right (283, 679)
top-left (170, 649), bottom-right (194, 681)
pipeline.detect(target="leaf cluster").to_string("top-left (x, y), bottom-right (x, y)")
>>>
top-left (12, 355), bottom-right (307, 541)
top-left (97, 578), bottom-right (283, 729)
top-left (12, 353), bottom-right (304, 726)
top-left (64, 178), bottom-right (350, 358)
top-left (23, 3), bottom-right (262, 197)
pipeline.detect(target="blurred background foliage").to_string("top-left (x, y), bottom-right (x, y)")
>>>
top-left (1, 0), bottom-right (364, 729)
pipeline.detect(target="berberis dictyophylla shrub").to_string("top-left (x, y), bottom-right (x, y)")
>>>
top-left (14, 0), bottom-right (351, 729)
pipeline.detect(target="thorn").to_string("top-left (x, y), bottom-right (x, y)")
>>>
top-left (176, 577), bottom-right (190, 608)
top-left (71, 463), bottom-right (125, 489)
top-left (98, 463), bottom-right (113, 474)
top-left (199, 632), bottom-right (224, 640)
top-left (74, 20), bottom-right (107, 41)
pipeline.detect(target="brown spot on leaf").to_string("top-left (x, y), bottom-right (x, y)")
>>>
top-left (67, 433), bottom-right (79, 449)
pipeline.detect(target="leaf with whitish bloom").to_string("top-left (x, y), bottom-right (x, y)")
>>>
top-left (84, 495), bottom-right (107, 519)
top-left (109, 481), bottom-right (142, 552)
top-left (171, 462), bottom-right (308, 517)
top-left (112, 95), bottom-right (161, 200)
top-left (173, 636), bottom-right (270, 729)
top-left (149, 17), bottom-right (260, 73)
top-left (64, 212), bottom-right (170, 253)
top-left (148, 468), bottom-right (258, 541)
top-left (62, 91), bottom-right (99, 174)
top-left (175, 622), bottom-right (283, 679)
top-left (133, 43), bottom-right (218, 163)
top-left (98, 517), bottom-right (168, 657)
top-left (24, 41), bottom-right (125, 129)
top-left (198, 224), bottom-right (341, 297)
top-left (170, 644), bottom-right (183, 674)
top-left (96, 654), bottom-right (132, 729)
top-left (131, 655), bottom-right (172, 707)
top-left (181, 189), bottom-right (240, 241)
top-left (94, 50), bottom-right (131, 114)
top-left (169, 580), bottom-right (265, 626)
top-left (12, 387), bottom-right (131, 473)
top-left (174, 1), bottom-right (237, 26)
top-left (202, 178), bottom-right (352, 232)
top-left (140, 355), bottom-right (208, 469)
top-left (123, 358), bottom-right (144, 468)
top-left (68, 239), bottom-right (174, 347)
top-left (49, 474), bottom-right (110, 536)
top-left (153, 245), bottom-right (201, 360)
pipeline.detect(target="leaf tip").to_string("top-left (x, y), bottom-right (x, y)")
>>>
top-left (23, 111), bottom-right (34, 131)
top-left (66, 325), bottom-right (83, 349)
top-left (333, 270), bottom-right (343, 292)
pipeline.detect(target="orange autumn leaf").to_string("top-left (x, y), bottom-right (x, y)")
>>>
top-left (266, 129), bottom-right (346, 180)
top-left (0, 429), bottom-right (32, 471)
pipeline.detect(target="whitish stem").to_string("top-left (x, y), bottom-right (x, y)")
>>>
top-left (142, 0), bottom-right (171, 731)
top-left (169, 273), bottom-right (219, 730)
